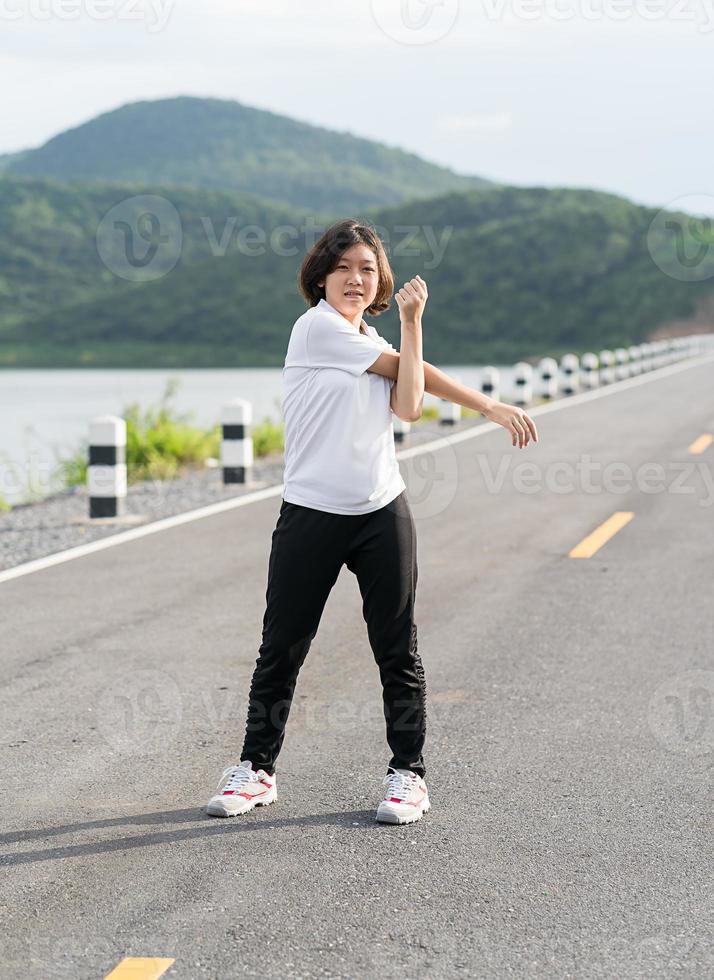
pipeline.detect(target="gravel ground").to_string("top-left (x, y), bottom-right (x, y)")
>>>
top-left (0, 416), bottom-right (484, 572)
top-left (0, 453), bottom-right (287, 573)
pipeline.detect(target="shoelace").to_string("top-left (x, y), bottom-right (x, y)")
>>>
top-left (382, 769), bottom-right (418, 801)
top-left (221, 764), bottom-right (260, 793)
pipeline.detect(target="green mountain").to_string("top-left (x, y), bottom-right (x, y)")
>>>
top-left (371, 186), bottom-right (714, 359)
top-left (4, 96), bottom-right (494, 213)
top-left (0, 173), bottom-right (324, 335)
top-left (0, 151), bottom-right (27, 172)
top-left (1, 175), bottom-right (711, 367)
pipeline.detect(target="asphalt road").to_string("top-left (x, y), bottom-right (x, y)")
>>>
top-left (1, 358), bottom-right (712, 979)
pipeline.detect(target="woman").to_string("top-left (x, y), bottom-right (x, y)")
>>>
top-left (206, 218), bottom-right (538, 825)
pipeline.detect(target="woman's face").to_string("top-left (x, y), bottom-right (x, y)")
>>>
top-left (319, 243), bottom-right (380, 322)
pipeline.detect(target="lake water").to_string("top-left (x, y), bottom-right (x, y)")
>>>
top-left (0, 366), bottom-right (520, 505)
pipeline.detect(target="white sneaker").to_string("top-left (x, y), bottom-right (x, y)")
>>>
top-left (205, 760), bottom-right (277, 817)
top-left (375, 767), bottom-right (430, 825)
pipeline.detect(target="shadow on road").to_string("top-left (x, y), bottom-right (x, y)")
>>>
top-left (0, 805), bottom-right (424, 865)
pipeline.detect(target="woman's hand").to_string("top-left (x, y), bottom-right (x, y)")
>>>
top-left (395, 275), bottom-right (428, 324)
top-left (483, 401), bottom-right (539, 448)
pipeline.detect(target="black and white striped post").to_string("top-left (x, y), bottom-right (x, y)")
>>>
top-left (599, 349), bottom-right (615, 384)
top-left (581, 352), bottom-right (599, 389)
top-left (628, 344), bottom-right (643, 376)
top-left (437, 374), bottom-right (461, 426)
top-left (694, 334), bottom-right (711, 356)
top-left (653, 340), bottom-right (668, 369)
top-left (536, 357), bottom-right (558, 400)
top-left (439, 397), bottom-right (461, 426)
top-left (692, 335), bottom-right (706, 356)
top-left (639, 342), bottom-right (653, 372)
top-left (88, 415), bottom-right (127, 519)
top-left (221, 399), bottom-right (253, 485)
top-left (393, 416), bottom-right (411, 443)
top-left (614, 347), bottom-right (630, 381)
top-left (512, 361), bottom-right (533, 406)
top-left (560, 353), bottom-right (580, 395)
top-left (481, 366), bottom-right (500, 405)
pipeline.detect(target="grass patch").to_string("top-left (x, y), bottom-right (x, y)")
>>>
top-left (55, 376), bottom-right (287, 492)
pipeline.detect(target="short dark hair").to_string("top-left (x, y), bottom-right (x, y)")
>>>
top-left (298, 218), bottom-right (394, 316)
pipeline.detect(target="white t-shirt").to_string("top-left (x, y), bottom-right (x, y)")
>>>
top-left (281, 298), bottom-right (407, 515)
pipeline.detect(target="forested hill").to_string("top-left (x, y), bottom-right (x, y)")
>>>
top-left (3, 96), bottom-right (494, 213)
top-left (1, 174), bottom-right (711, 368)
top-left (369, 186), bottom-right (714, 360)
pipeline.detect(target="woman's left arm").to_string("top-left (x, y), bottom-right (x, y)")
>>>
top-left (423, 361), bottom-right (539, 449)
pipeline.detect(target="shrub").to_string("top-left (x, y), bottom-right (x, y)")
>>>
top-left (55, 377), bottom-right (286, 491)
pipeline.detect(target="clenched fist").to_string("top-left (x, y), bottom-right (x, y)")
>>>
top-left (395, 275), bottom-right (428, 325)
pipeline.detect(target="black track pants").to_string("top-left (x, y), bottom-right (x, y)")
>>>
top-left (240, 490), bottom-right (427, 778)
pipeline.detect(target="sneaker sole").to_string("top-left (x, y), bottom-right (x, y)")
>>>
top-left (375, 799), bottom-right (431, 825)
top-left (205, 788), bottom-right (277, 817)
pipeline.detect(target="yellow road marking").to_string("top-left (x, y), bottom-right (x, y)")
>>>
top-left (104, 958), bottom-right (175, 979)
top-left (688, 433), bottom-right (713, 454)
top-left (568, 511), bottom-right (635, 558)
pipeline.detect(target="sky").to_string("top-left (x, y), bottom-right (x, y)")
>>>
top-left (1, 0), bottom-right (713, 214)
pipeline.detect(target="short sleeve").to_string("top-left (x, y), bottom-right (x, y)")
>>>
top-left (371, 331), bottom-right (398, 355)
top-left (307, 312), bottom-right (384, 377)
top-left (367, 329), bottom-right (399, 388)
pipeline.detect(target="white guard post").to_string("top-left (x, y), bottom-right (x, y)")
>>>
top-left (221, 399), bottom-right (254, 485)
top-left (88, 415), bottom-right (127, 519)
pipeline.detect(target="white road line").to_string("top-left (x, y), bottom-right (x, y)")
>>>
top-left (2, 351), bottom-right (713, 586)
top-left (0, 484), bottom-right (283, 585)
